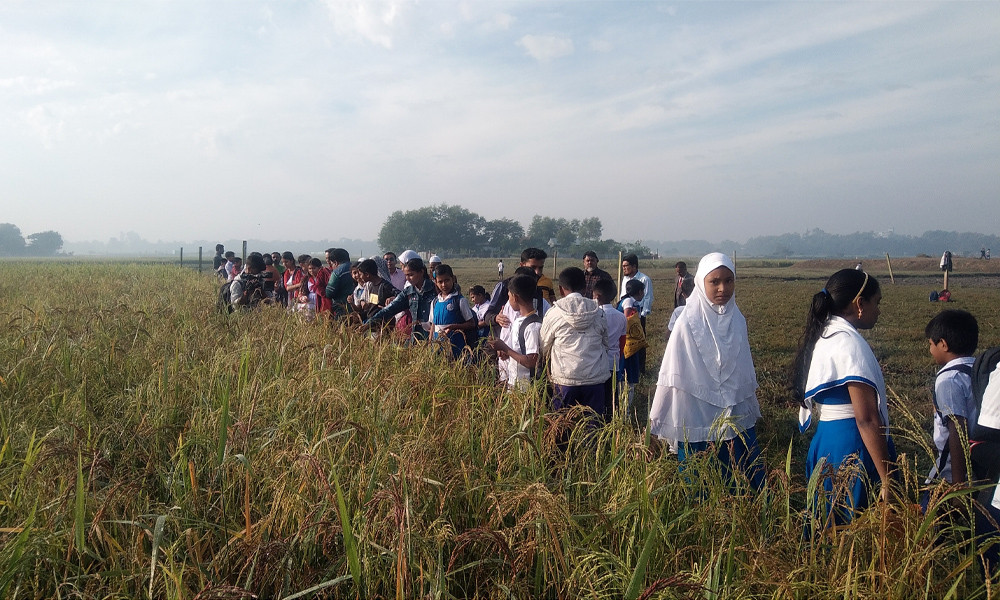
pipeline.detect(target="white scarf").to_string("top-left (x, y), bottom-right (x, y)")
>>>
top-left (797, 315), bottom-right (889, 433)
top-left (652, 253), bottom-right (758, 412)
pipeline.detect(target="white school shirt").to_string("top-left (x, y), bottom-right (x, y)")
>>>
top-left (507, 313), bottom-right (542, 390)
top-left (928, 356), bottom-right (977, 483)
top-left (600, 303), bottom-right (626, 370)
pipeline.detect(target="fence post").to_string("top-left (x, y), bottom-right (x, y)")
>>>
top-left (198, 246), bottom-right (203, 274)
top-left (180, 247), bottom-right (183, 267)
top-left (242, 240), bottom-right (248, 262)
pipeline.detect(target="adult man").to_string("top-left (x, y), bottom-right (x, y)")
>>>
top-left (673, 261), bottom-right (694, 308)
top-left (383, 251), bottom-right (406, 292)
top-left (621, 253), bottom-right (653, 373)
top-left (324, 248), bottom-right (354, 317)
top-left (212, 244), bottom-right (226, 273)
top-left (484, 247), bottom-right (551, 327)
top-left (583, 251), bottom-right (614, 298)
top-left (540, 267), bottom-right (611, 416)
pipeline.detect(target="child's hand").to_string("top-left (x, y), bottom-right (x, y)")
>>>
top-left (496, 350), bottom-right (509, 360)
top-left (488, 339), bottom-right (510, 353)
top-left (496, 314), bottom-right (511, 328)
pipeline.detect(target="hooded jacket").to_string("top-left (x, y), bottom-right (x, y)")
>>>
top-left (540, 293), bottom-right (610, 386)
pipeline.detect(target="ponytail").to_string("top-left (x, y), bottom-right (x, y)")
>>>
top-left (790, 269), bottom-right (880, 404)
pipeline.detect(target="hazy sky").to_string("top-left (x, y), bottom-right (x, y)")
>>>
top-left (3, 1), bottom-right (998, 244)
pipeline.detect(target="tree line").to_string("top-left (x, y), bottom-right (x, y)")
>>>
top-left (0, 223), bottom-right (64, 257)
top-left (376, 204), bottom-right (651, 258)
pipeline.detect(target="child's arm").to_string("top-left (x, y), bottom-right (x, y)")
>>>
top-left (848, 382), bottom-right (892, 500)
top-left (946, 416), bottom-right (969, 484)
top-left (491, 339), bottom-right (537, 369)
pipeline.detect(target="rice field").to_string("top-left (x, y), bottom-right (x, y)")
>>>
top-left (1, 257), bottom-right (999, 599)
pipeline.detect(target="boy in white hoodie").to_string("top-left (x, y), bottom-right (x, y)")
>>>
top-left (540, 267), bottom-right (611, 416)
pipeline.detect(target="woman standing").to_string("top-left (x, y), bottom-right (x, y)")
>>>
top-left (791, 268), bottom-right (894, 525)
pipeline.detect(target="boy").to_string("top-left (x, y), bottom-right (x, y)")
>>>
top-left (925, 309), bottom-right (979, 486)
top-left (594, 278), bottom-right (626, 420)
top-left (488, 275), bottom-right (541, 390)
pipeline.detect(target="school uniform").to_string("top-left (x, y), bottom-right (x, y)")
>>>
top-left (799, 315), bottom-right (896, 525)
top-left (507, 312), bottom-right (542, 390)
top-left (926, 356), bottom-right (976, 483)
top-left (430, 291), bottom-right (475, 359)
top-left (649, 253), bottom-right (763, 490)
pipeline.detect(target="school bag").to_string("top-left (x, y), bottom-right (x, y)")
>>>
top-left (971, 346), bottom-right (1000, 442)
top-left (217, 281), bottom-right (234, 314)
top-left (928, 290), bottom-right (939, 302)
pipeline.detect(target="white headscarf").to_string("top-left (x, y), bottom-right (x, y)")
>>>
top-left (649, 253), bottom-right (759, 441)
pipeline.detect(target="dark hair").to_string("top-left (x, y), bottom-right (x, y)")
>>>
top-left (383, 251), bottom-right (397, 262)
top-left (404, 257), bottom-right (427, 276)
top-left (593, 278), bottom-right (617, 303)
top-left (520, 247), bottom-right (548, 263)
top-left (925, 309), bottom-right (979, 355)
top-left (675, 261), bottom-right (687, 270)
top-left (624, 278), bottom-right (645, 299)
top-left (622, 253), bottom-right (639, 268)
top-left (509, 274), bottom-right (537, 303)
top-left (281, 251), bottom-right (295, 262)
top-left (297, 254), bottom-right (311, 264)
top-left (434, 264), bottom-right (455, 278)
top-left (225, 251), bottom-right (235, 259)
top-left (583, 250), bottom-right (599, 260)
top-left (358, 259), bottom-right (378, 276)
top-left (246, 253), bottom-right (265, 272)
top-left (328, 248), bottom-right (350, 264)
top-left (307, 257), bottom-right (322, 269)
top-left (468, 285), bottom-right (488, 300)
top-left (791, 269), bottom-right (881, 402)
top-left (263, 254), bottom-right (273, 266)
top-left (215, 244), bottom-right (224, 252)
top-left (557, 267), bottom-right (586, 293)
top-left (513, 266), bottom-right (538, 279)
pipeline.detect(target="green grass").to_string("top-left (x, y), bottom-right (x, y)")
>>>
top-left (0, 259), bottom-right (998, 598)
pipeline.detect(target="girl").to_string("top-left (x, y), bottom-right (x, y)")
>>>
top-left (306, 258), bottom-right (332, 316)
top-left (791, 269), bottom-right (894, 525)
top-left (617, 278), bottom-right (646, 313)
top-left (283, 252), bottom-right (306, 306)
top-left (648, 253), bottom-right (764, 490)
top-left (621, 296), bottom-right (648, 426)
top-left (365, 257), bottom-right (437, 343)
top-left (428, 264), bottom-right (476, 359)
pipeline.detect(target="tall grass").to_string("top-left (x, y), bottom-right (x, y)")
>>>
top-left (0, 262), bottom-right (997, 598)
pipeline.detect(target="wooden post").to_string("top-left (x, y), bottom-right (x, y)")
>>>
top-left (943, 269), bottom-right (949, 290)
top-left (179, 247), bottom-right (183, 266)
top-left (242, 240), bottom-right (248, 262)
top-left (198, 246), bottom-right (203, 274)
top-left (885, 252), bottom-right (894, 284)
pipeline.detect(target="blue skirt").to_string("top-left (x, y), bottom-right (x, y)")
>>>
top-left (677, 426), bottom-right (765, 492)
top-left (806, 418), bottom-right (896, 526)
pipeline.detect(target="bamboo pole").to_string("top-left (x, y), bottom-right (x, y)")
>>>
top-left (885, 252), bottom-right (894, 284)
top-left (617, 250), bottom-right (623, 302)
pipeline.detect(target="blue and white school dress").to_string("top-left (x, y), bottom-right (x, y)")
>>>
top-left (799, 315), bottom-right (896, 525)
top-left (430, 291), bottom-right (475, 359)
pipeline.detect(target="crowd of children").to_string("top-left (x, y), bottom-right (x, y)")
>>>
top-left (213, 243), bottom-right (1000, 573)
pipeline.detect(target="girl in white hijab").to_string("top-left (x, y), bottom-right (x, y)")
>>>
top-left (648, 252), bottom-right (764, 489)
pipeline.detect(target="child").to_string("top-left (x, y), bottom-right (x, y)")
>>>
top-left (649, 253), bottom-right (763, 491)
top-left (594, 278), bottom-right (626, 421)
top-left (924, 309), bottom-right (978, 487)
top-left (617, 278), bottom-right (645, 313)
top-left (621, 292), bottom-right (649, 426)
top-left (306, 258), bottom-right (332, 316)
top-left (791, 268), bottom-right (893, 524)
top-left (428, 264), bottom-right (477, 359)
top-left (488, 275), bottom-right (542, 390)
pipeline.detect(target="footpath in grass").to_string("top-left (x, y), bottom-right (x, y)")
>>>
top-left (0, 261), bottom-right (998, 598)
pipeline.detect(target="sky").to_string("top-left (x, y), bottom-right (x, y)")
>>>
top-left (2, 1), bottom-right (998, 245)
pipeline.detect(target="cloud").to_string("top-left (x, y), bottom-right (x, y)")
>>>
top-left (323, 0), bottom-right (408, 49)
top-left (517, 34), bottom-right (574, 63)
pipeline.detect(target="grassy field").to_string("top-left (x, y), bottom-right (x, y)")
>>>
top-left (1, 256), bottom-right (999, 599)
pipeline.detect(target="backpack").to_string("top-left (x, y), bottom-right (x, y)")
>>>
top-left (928, 290), bottom-right (939, 302)
top-left (217, 281), bottom-right (234, 314)
top-left (971, 346), bottom-right (1000, 442)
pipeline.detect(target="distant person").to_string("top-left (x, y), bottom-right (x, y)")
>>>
top-left (922, 310), bottom-right (978, 493)
top-left (792, 268), bottom-right (893, 524)
top-left (649, 253), bottom-right (763, 491)
top-left (855, 262), bottom-right (863, 271)
top-left (228, 256), bottom-right (242, 282)
top-left (324, 248), bottom-right (354, 317)
top-left (988, 248), bottom-right (991, 260)
top-left (230, 253), bottom-right (268, 310)
top-left (981, 247), bottom-right (987, 259)
top-left (498, 259), bottom-right (504, 280)
top-left (217, 251), bottom-right (235, 280)
top-left (582, 251), bottom-right (613, 298)
top-left (212, 244), bottom-right (225, 273)
top-left (281, 251), bottom-right (306, 306)
top-left (540, 267), bottom-right (611, 417)
top-left (673, 261), bottom-right (694, 308)
top-left (306, 257), bottom-right (332, 316)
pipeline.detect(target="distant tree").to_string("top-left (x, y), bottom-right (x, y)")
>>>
top-left (577, 217), bottom-right (603, 244)
top-left (0, 223), bottom-right (26, 256)
top-left (377, 204), bottom-right (487, 256)
top-left (482, 218), bottom-right (524, 255)
top-left (25, 231), bottom-right (64, 256)
top-left (525, 215), bottom-right (567, 248)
